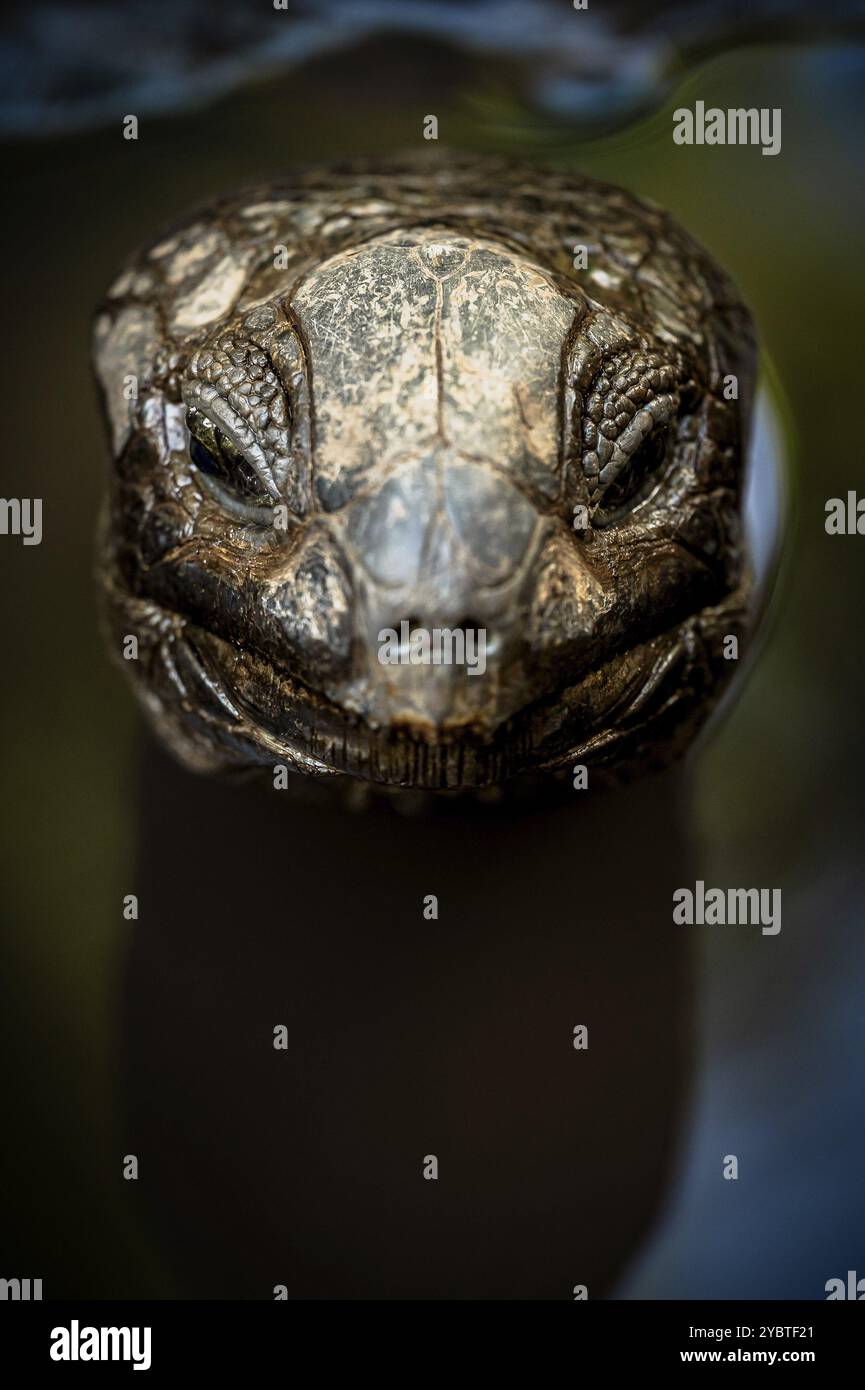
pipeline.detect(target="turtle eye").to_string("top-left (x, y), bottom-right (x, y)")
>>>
top-left (189, 435), bottom-right (221, 477)
top-left (581, 351), bottom-right (680, 528)
top-left (186, 410), bottom-right (271, 512)
top-left (592, 424), bottom-right (671, 526)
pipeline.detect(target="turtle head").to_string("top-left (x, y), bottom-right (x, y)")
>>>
top-left (94, 164), bottom-right (756, 790)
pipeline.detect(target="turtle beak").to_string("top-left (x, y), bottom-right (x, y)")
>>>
top-left (327, 444), bottom-right (543, 735)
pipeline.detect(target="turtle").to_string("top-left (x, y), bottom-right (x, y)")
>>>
top-left (93, 155), bottom-right (757, 791)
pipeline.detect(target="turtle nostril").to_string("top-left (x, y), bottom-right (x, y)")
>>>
top-left (392, 617), bottom-right (423, 649)
top-left (374, 614), bottom-right (496, 678)
top-left (455, 616), bottom-right (496, 659)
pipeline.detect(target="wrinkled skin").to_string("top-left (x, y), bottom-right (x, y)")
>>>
top-left (94, 157), bottom-right (756, 790)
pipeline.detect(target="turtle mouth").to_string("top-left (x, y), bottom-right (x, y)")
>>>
top-left (170, 600), bottom-right (731, 789)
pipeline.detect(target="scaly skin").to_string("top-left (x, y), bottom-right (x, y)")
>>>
top-left (93, 156), bottom-right (756, 790)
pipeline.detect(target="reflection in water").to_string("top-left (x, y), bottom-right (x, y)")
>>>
top-left (3, 0), bottom-right (862, 137)
top-left (126, 742), bottom-right (695, 1297)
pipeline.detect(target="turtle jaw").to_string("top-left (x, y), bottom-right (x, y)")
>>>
top-left (129, 585), bottom-right (748, 790)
